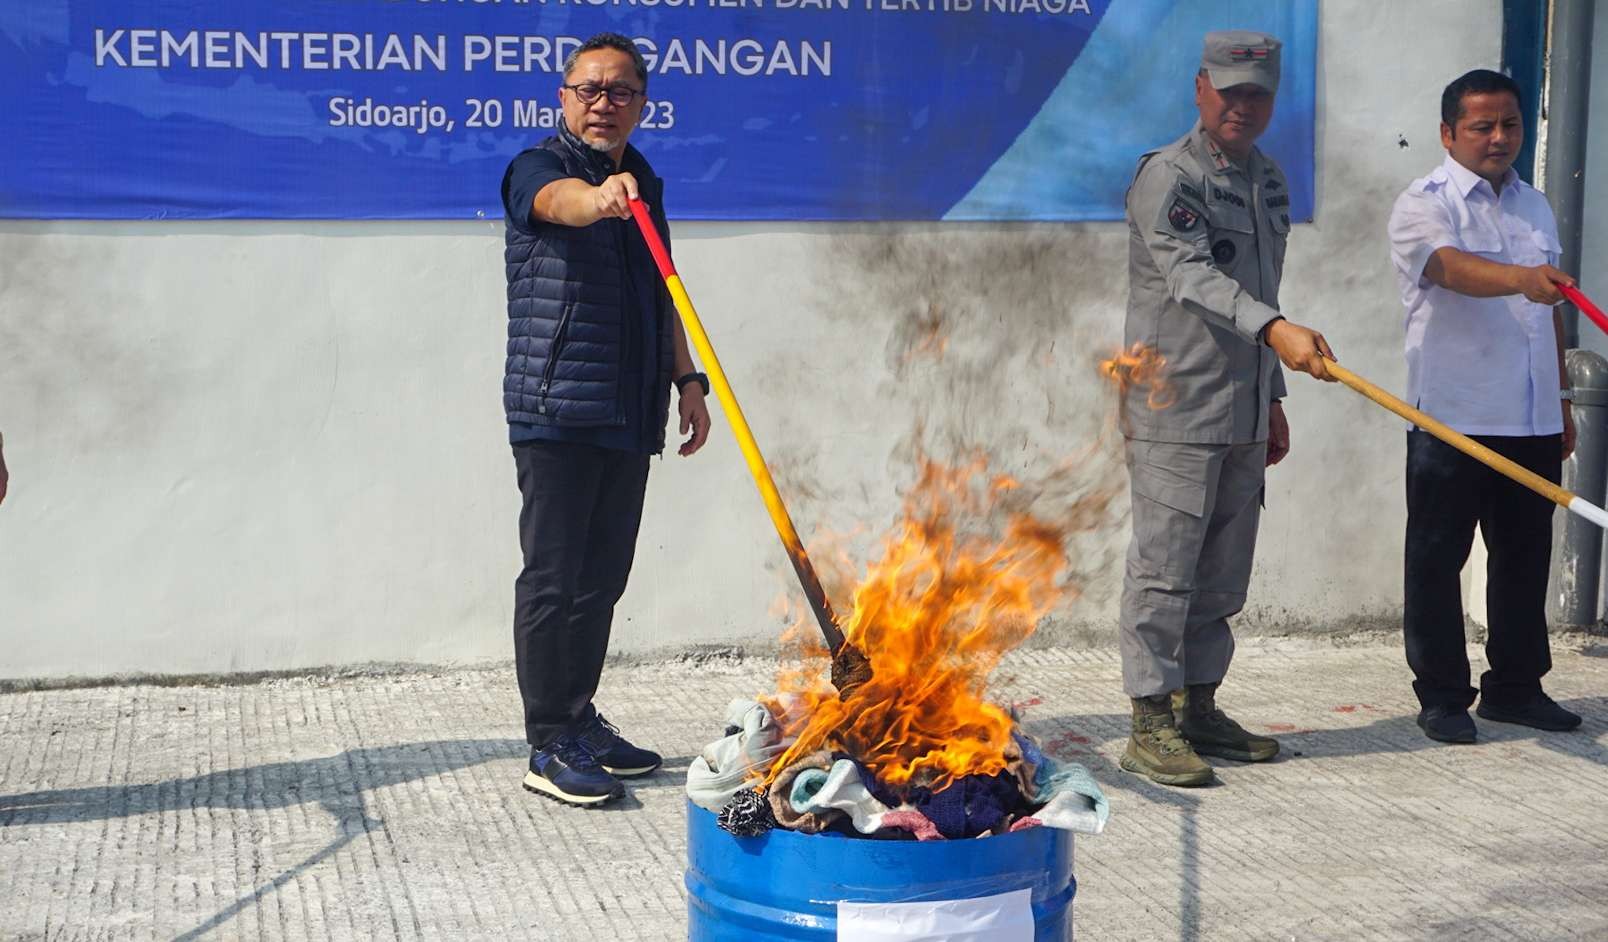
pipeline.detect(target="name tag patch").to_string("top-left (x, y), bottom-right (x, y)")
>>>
top-left (1211, 185), bottom-right (1247, 208)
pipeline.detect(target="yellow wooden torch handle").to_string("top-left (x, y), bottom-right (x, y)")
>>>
top-left (629, 200), bottom-right (847, 652)
top-left (1324, 358), bottom-right (1577, 509)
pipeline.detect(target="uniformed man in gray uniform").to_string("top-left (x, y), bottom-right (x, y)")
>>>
top-left (1118, 31), bottom-right (1336, 787)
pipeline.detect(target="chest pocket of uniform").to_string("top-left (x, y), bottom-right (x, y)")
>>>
top-left (1206, 204), bottom-right (1254, 274)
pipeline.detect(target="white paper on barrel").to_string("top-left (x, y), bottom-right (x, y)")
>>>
top-left (836, 887), bottom-right (1035, 941)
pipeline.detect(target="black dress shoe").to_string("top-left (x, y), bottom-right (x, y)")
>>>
top-left (1417, 705), bottom-right (1477, 743)
top-left (1476, 694), bottom-right (1582, 732)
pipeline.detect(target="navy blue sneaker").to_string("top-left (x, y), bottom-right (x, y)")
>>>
top-left (576, 713), bottom-right (662, 778)
top-left (524, 736), bottom-right (624, 806)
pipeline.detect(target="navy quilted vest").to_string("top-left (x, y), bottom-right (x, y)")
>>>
top-left (502, 126), bottom-right (673, 451)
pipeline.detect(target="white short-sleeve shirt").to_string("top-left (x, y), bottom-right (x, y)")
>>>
top-left (1388, 155), bottom-right (1563, 436)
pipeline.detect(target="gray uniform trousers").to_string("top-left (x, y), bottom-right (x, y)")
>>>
top-left (1119, 439), bottom-right (1265, 698)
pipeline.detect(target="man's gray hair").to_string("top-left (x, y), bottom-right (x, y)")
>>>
top-left (562, 33), bottom-right (649, 89)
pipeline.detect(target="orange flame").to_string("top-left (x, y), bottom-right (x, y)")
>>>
top-left (907, 302), bottom-right (950, 361)
top-left (1099, 342), bottom-right (1175, 410)
top-left (763, 454), bottom-right (1075, 794)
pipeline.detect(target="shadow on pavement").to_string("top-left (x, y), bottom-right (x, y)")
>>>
top-left (0, 738), bottom-right (527, 827)
top-left (1020, 692), bottom-right (1606, 942)
top-left (0, 738), bottom-right (695, 939)
top-left (1269, 696), bottom-right (1607, 765)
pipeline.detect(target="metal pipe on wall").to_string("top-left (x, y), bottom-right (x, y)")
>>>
top-left (1551, 351), bottom-right (1608, 627)
top-left (1544, 0), bottom-right (1594, 348)
top-left (1502, 0), bottom-right (1547, 185)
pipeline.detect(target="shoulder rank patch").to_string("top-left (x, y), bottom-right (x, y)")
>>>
top-left (1168, 199), bottom-right (1201, 232)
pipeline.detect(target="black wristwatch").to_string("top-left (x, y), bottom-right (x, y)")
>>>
top-left (674, 371), bottom-right (710, 396)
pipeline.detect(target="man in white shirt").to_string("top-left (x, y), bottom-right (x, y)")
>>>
top-left (1387, 68), bottom-right (1582, 744)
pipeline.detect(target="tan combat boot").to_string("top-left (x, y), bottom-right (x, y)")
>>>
top-left (1120, 694), bottom-right (1214, 787)
top-left (1173, 682), bottom-right (1279, 762)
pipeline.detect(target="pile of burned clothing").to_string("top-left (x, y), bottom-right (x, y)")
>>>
top-left (685, 699), bottom-right (1109, 840)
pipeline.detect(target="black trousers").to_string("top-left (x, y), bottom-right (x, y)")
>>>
top-left (513, 440), bottom-right (650, 748)
top-left (1403, 430), bottom-right (1560, 711)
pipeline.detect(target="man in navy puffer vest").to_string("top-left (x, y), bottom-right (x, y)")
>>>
top-left (501, 33), bottom-right (712, 807)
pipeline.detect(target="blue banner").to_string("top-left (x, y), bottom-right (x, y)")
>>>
top-left (0, 1), bottom-right (1314, 220)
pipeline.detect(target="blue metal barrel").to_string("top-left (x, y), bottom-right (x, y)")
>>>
top-left (685, 801), bottom-right (1074, 940)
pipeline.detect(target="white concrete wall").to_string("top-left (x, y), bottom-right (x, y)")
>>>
top-left (0, 0), bottom-right (1501, 679)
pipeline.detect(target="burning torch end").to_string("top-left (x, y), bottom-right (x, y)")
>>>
top-left (786, 552), bottom-right (871, 697)
top-left (829, 643), bottom-right (873, 699)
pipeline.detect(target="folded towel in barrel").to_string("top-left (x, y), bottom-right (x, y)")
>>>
top-left (784, 759), bottom-right (894, 835)
top-left (686, 699), bottom-right (792, 813)
top-left (1015, 731), bottom-right (1109, 835)
top-left (766, 750), bottom-right (836, 833)
top-left (875, 808), bottom-right (944, 841)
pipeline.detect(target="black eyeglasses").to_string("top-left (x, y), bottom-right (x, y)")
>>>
top-left (562, 83), bottom-right (644, 106)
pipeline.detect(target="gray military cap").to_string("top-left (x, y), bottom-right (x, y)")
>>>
top-left (1201, 30), bottom-right (1281, 93)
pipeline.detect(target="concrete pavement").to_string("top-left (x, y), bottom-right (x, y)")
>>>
top-left (2, 636), bottom-right (1606, 941)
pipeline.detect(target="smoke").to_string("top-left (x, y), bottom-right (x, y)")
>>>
top-left (760, 221), bottom-right (1137, 634)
